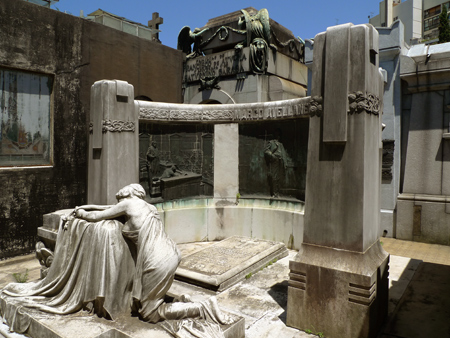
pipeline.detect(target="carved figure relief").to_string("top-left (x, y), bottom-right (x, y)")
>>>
top-left (139, 124), bottom-right (214, 200)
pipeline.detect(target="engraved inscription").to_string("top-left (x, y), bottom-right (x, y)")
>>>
top-left (184, 49), bottom-right (249, 83)
top-left (179, 237), bottom-right (281, 276)
top-left (138, 98), bottom-right (311, 122)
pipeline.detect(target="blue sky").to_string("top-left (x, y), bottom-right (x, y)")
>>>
top-left (52, 0), bottom-right (381, 50)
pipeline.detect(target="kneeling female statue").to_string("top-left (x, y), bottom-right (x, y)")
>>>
top-left (1, 184), bottom-right (230, 335)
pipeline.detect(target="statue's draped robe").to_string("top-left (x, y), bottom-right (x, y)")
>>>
top-left (0, 211), bottom-right (181, 333)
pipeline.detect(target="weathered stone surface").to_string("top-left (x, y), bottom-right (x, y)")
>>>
top-left (176, 236), bottom-right (288, 291)
top-left (0, 0), bottom-right (183, 259)
top-left (288, 23), bottom-right (388, 338)
top-left (214, 124), bottom-right (239, 201)
top-left (88, 81), bottom-right (139, 205)
top-left (288, 242), bottom-right (389, 338)
top-left (138, 97), bottom-right (311, 122)
top-left (0, 296), bottom-right (244, 338)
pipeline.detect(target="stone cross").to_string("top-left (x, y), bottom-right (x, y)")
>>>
top-left (148, 12), bottom-right (163, 42)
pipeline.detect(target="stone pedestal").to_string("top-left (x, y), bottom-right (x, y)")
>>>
top-left (287, 24), bottom-right (389, 338)
top-left (288, 242), bottom-right (389, 338)
top-left (88, 80), bottom-right (139, 205)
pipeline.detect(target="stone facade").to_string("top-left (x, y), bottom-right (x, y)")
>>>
top-left (0, 0), bottom-right (183, 258)
top-left (397, 42), bottom-right (450, 245)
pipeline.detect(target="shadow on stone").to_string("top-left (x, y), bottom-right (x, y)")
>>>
top-left (268, 280), bottom-right (289, 324)
top-left (383, 262), bottom-right (450, 338)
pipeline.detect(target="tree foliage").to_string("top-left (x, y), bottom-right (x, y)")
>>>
top-left (439, 5), bottom-right (450, 43)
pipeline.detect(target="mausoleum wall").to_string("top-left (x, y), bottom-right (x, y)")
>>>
top-left (0, 0), bottom-right (183, 258)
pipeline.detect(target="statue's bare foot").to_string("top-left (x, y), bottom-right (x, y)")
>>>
top-left (201, 296), bottom-right (233, 325)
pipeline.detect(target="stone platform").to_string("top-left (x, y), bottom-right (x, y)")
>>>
top-left (175, 236), bottom-right (288, 291)
top-left (0, 295), bottom-right (244, 338)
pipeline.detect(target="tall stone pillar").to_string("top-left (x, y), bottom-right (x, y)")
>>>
top-left (287, 24), bottom-right (389, 338)
top-left (213, 123), bottom-right (239, 200)
top-left (88, 80), bottom-right (139, 205)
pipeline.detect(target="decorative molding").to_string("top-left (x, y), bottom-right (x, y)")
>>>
top-left (138, 93), bottom-right (380, 123)
top-left (138, 97), bottom-right (311, 122)
top-left (309, 96), bottom-right (323, 117)
top-left (140, 109), bottom-right (170, 120)
top-left (89, 120), bottom-right (135, 133)
top-left (348, 281), bottom-right (376, 306)
top-left (348, 91), bottom-right (380, 115)
top-left (203, 110), bottom-right (234, 120)
top-left (288, 271), bottom-right (306, 291)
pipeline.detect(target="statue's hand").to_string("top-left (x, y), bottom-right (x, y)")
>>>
top-left (74, 208), bottom-right (87, 219)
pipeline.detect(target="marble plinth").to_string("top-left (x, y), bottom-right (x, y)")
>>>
top-left (175, 236), bottom-right (288, 291)
top-left (0, 295), bottom-right (244, 338)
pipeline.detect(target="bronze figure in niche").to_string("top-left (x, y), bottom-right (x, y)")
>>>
top-left (264, 129), bottom-right (288, 198)
top-left (146, 140), bottom-right (160, 189)
top-left (239, 121), bottom-right (308, 201)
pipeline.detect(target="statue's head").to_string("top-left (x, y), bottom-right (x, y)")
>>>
top-left (116, 184), bottom-right (146, 201)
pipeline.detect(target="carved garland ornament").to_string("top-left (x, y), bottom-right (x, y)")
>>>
top-left (348, 92), bottom-right (380, 115)
top-left (309, 96), bottom-right (323, 117)
top-left (89, 120), bottom-right (135, 133)
top-left (309, 93), bottom-right (380, 117)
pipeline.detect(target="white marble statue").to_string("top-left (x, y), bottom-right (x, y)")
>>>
top-left (1, 184), bottom-right (231, 337)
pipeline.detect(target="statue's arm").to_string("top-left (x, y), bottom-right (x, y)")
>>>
top-left (75, 205), bottom-right (112, 211)
top-left (75, 202), bottom-right (128, 222)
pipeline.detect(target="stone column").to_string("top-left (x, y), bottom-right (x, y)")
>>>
top-left (88, 80), bottom-right (139, 205)
top-left (213, 123), bottom-right (239, 200)
top-left (287, 24), bottom-right (389, 338)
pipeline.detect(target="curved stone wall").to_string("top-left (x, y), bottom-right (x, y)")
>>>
top-left (138, 98), bottom-right (311, 248)
top-left (155, 198), bottom-right (305, 250)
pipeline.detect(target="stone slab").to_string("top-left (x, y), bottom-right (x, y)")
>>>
top-left (175, 236), bottom-right (288, 291)
top-left (0, 295), bottom-right (244, 338)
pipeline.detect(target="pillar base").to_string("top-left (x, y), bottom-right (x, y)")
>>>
top-left (287, 240), bottom-right (389, 338)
